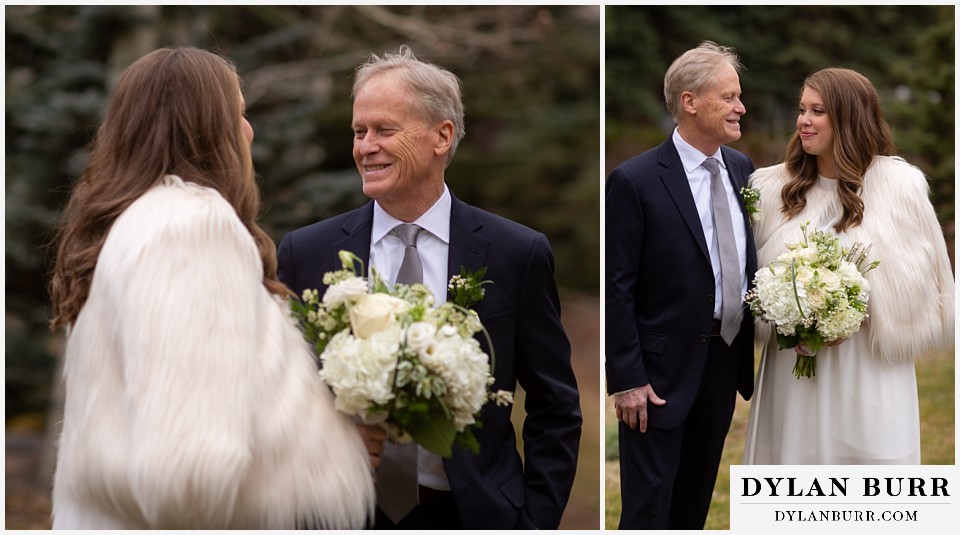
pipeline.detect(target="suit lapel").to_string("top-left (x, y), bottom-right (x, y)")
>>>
top-left (721, 147), bottom-right (759, 278)
top-left (335, 202), bottom-right (374, 270)
top-left (447, 194), bottom-right (490, 280)
top-left (721, 147), bottom-right (748, 211)
top-left (659, 139), bottom-right (711, 264)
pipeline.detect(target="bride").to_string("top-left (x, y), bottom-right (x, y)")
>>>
top-left (742, 68), bottom-right (953, 464)
top-left (48, 47), bottom-right (375, 528)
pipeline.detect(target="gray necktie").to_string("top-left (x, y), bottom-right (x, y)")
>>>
top-left (703, 157), bottom-right (742, 345)
top-left (377, 223), bottom-right (422, 523)
top-left (393, 223), bottom-right (423, 285)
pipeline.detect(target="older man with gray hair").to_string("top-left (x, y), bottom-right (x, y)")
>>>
top-left (278, 46), bottom-right (582, 530)
top-left (606, 41), bottom-right (757, 529)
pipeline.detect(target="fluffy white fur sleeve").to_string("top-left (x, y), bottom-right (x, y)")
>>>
top-left (858, 157), bottom-right (954, 362)
top-left (53, 176), bottom-right (374, 529)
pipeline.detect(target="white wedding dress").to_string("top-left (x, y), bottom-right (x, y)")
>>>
top-left (742, 159), bottom-right (953, 465)
top-left (744, 320), bottom-right (920, 464)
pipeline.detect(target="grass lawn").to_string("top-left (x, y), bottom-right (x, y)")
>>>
top-left (604, 348), bottom-right (955, 529)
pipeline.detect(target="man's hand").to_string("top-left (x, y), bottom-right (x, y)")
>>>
top-left (356, 423), bottom-right (387, 468)
top-left (614, 384), bottom-right (666, 433)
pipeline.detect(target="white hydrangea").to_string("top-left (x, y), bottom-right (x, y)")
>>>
top-left (752, 265), bottom-right (804, 334)
top-left (405, 326), bottom-right (491, 431)
top-left (319, 328), bottom-right (400, 415)
top-left (815, 295), bottom-right (867, 341)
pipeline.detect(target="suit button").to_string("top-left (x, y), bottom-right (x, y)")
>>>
top-left (707, 295), bottom-right (715, 303)
top-left (700, 335), bottom-right (708, 344)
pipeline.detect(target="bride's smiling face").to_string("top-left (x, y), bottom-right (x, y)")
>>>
top-left (797, 87), bottom-right (833, 158)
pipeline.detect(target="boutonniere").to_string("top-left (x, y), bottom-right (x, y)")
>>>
top-left (740, 186), bottom-right (761, 222)
top-left (448, 266), bottom-right (493, 309)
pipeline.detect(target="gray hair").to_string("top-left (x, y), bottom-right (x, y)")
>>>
top-left (353, 45), bottom-right (465, 162)
top-left (663, 41), bottom-right (743, 123)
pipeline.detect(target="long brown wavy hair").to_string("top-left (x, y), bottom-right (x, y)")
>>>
top-left (49, 47), bottom-right (289, 330)
top-left (781, 68), bottom-right (896, 232)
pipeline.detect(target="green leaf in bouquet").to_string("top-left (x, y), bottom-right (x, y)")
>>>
top-left (408, 412), bottom-right (459, 457)
top-left (368, 267), bottom-right (390, 294)
top-left (776, 333), bottom-right (799, 351)
top-left (454, 418), bottom-right (483, 455)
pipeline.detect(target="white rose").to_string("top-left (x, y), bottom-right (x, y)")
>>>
top-left (349, 293), bottom-right (409, 339)
top-left (805, 287), bottom-right (826, 311)
top-left (323, 276), bottom-right (368, 307)
top-left (818, 269), bottom-right (842, 292)
top-left (406, 322), bottom-right (437, 353)
top-left (794, 265), bottom-right (815, 285)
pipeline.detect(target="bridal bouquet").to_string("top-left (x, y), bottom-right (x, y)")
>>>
top-left (290, 250), bottom-right (513, 456)
top-left (744, 222), bottom-right (880, 378)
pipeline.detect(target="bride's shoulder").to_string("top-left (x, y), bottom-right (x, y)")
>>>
top-left (104, 175), bottom-right (252, 268)
top-left (120, 175), bottom-right (241, 234)
top-left (750, 163), bottom-right (787, 182)
top-left (867, 155), bottom-right (925, 182)
top-left (748, 163), bottom-right (788, 187)
top-left (864, 156), bottom-right (929, 200)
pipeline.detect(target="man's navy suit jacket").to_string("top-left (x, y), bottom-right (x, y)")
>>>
top-left (277, 193), bottom-right (582, 529)
top-left (605, 137), bottom-right (757, 429)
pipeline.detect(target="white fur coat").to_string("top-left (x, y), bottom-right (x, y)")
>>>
top-left (52, 175), bottom-right (375, 529)
top-left (749, 156), bottom-right (954, 363)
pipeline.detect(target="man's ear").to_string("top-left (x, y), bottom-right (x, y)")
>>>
top-left (435, 120), bottom-right (455, 157)
top-left (680, 90), bottom-right (698, 115)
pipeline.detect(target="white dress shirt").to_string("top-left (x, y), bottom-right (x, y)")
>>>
top-left (369, 185), bottom-right (452, 491)
top-left (672, 128), bottom-right (748, 319)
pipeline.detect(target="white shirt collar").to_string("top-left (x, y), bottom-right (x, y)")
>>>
top-left (371, 185), bottom-right (451, 245)
top-left (672, 127), bottom-right (725, 174)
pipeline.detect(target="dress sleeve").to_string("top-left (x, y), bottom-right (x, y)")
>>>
top-left (117, 191), bottom-right (262, 527)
